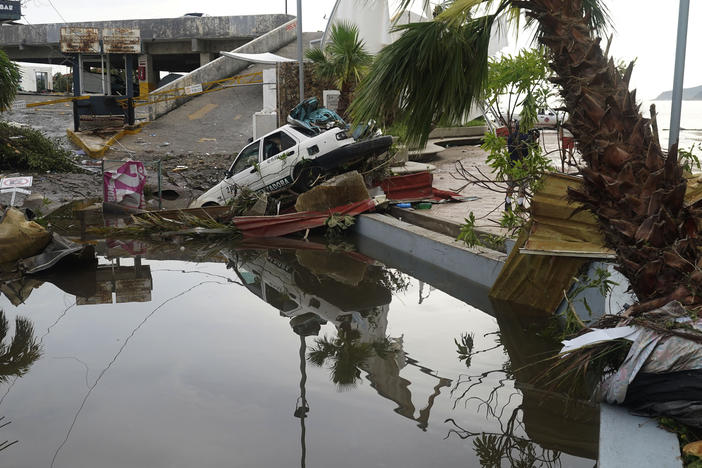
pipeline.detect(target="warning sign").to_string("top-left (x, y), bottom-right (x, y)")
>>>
top-left (185, 84), bottom-right (203, 95)
top-left (0, 176), bottom-right (33, 188)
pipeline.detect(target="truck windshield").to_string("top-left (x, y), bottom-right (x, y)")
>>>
top-left (230, 141), bottom-right (260, 176)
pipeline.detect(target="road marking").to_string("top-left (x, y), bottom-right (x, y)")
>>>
top-left (188, 103), bottom-right (218, 120)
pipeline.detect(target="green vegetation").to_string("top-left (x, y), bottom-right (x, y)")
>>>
top-left (0, 122), bottom-right (79, 172)
top-left (483, 48), bottom-right (553, 131)
top-left (52, 72), bottom-right (73, 93)
top-left (0, 49), bottom-right (20, 112)
top-left (305, 22), bottom-right (373, 118)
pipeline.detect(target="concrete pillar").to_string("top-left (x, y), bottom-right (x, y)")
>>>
top-left (138, 54), bottom-right (158, 96)
top-left (199, 52), bottom-right (215, 67)
top-left (262, 68), bottom-right (276, 111)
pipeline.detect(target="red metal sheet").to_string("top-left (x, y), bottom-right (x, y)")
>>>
top-left (378, 172), bottom-right (434, 201)
top-left (376, 172), bottom-right (460, 202)
top-left (232, 199), bottom-right (376, 238)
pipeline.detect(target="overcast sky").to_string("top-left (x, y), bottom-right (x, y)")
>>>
top-left (17, 0), bottom-right (702, 100)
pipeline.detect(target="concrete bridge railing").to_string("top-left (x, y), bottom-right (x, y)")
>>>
top-left (147, 18), bottom-right (297, 120)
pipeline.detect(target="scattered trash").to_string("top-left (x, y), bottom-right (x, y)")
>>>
top-left (0, 208), bottom-right (51, 264)
top-left (199, 138), bottom-right (217, 142)
top-left (159, 142), bottom-right (170, 147)
top-left (172, 166), bottom-right (188, 172)
top-left (396, 203), bottom-right (411, 208)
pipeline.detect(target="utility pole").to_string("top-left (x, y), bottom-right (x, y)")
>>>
top-left (669, 0), bottom-right (689, 150)
top-left (297, 0), bottom-right (304, 102)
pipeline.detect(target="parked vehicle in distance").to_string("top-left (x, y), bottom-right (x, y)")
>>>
top-left (189, 123), bottom-right (392, 208)
top-left (534, 108), bottom-right (558, 129)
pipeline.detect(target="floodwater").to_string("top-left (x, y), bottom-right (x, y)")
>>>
top-left (0, 237), bottom-right (598, 467)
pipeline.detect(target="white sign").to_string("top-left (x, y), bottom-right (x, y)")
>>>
top-left (1, 188), bottom-right (30, 195)
top-left (1, 176), bottom-right (33, 188)
top-left (11, 100), bottom-right (26, 110)
top-left (185, 84), bottom-right (203, 95)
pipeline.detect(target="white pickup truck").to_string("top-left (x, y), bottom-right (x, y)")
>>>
top-left (190, 124), bottom-right (392, 208)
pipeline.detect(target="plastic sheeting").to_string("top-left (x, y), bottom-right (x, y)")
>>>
top-left (561, 301), bottom-right (702, 426)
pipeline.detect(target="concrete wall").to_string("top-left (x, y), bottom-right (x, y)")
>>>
top-left (354, 213), bottom-right (507, 290)
top-left (18, 64), bottom-right (53, 92)
top-left (0, 15), bottom-right (292, 46)
top-left (148, 18), bottom-right (298, 120)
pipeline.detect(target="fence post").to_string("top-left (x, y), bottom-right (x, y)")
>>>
top-left (157, 159), bottom-right (163, 210)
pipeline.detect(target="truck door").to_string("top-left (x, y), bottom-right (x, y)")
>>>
top-left (223, 139), bottom-right (263, 199)
top-left (259, 130), bottom-right (299, 192)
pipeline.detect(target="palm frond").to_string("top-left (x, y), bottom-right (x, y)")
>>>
top-left (0, 49), bottom-right (21, 112)
top-left (350, 15), bottom-right (496, 148)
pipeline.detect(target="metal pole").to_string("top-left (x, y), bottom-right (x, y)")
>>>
top-left (285, 0), bottom-right (288, 15)
top-left (669, 0), bottom-right (689, 151)
top-left (157, 159), bottom-right (163, 210)
top-left (296, 0), bottom-right (304, 102)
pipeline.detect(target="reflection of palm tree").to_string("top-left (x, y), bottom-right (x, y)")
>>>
top-left (307, 325), bottom-right (395, 389)
top-left (0, 310), bottom-right (41, 383)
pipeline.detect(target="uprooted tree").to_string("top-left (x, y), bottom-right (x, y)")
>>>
top-left (351, 0), bottom-right (701, 315)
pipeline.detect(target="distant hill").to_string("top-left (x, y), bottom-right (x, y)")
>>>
top-left (655, 84), bottom-right (702, 100)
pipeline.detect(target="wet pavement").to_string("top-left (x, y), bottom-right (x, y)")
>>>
top-left (0, 236), bottom-right (598, 467)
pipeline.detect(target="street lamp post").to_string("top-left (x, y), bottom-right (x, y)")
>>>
top-left (669, 0), bottom-right (689, 150)
top-left (297, 0), bottom-right (304, 102)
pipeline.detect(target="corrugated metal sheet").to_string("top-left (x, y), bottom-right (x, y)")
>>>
top-left (524, 172), bottom-right (702, 258)
top-left (522, 173), bottom-right (615, 258)
top-left (489, 225), bottom-right (587, 316)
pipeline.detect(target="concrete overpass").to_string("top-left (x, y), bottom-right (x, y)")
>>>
top-left (0, 14), bottom-right (293, 72)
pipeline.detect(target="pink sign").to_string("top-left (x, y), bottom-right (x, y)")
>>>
top-left (103, 161), bottom-right (147, 211)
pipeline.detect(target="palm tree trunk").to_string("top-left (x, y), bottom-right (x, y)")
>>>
top-left (523, 0), bottom-right (701, 312)
top-left (337, 81), bottom-right (352, 120)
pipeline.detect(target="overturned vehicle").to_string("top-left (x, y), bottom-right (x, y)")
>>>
top-left (190, 98), bottom-right (393, 208)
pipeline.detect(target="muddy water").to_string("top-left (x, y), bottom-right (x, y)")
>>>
top-left (0, 239), bottom-right (597, 467)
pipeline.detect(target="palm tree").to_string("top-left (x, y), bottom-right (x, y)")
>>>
top-left (0, 49), bottom-right (20, 112)
top-left (351, 0), bottom-right (701, 314)
top-left (305, 22), bottom-right (373, 119)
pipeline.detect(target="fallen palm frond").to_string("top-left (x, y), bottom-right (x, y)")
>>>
top-left (91, 211), bottom-right (241, 240)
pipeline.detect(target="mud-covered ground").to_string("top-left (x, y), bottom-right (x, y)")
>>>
top-left (0, 94), bottom-right (243, 208)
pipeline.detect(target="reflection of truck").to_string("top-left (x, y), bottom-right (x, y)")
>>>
top-left (225, 248), bottom-right (392, 338)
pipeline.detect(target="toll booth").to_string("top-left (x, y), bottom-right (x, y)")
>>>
top-left (60, 27), bottom-right (141, 132)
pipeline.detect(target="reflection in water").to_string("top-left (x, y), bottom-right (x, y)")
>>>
top-left (0, 236), bottom-right (600, 467)
top-left (308, 326), bottom-right (398, 388)
top-left (0, 311), bottom-right (41, 383)
top-left (226, 247), bottom-right (453, 435)
top-left (0, 310), bottom-right (41, 454)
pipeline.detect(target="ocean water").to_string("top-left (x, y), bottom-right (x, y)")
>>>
top-left (643, 100), bottom-right (702, 151)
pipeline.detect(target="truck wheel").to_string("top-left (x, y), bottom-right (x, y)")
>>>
top-left (292, 164), bottom-right (322, 192)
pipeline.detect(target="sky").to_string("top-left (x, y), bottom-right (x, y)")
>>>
top-left (15, 0), bottom-right (702, 101)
